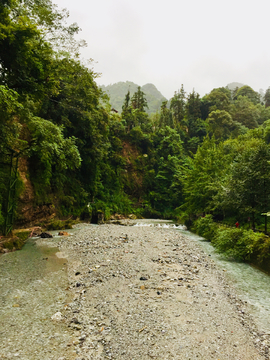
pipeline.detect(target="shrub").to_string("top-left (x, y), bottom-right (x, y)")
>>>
top-left (192, 215), bottom-right (218, 241)
top-left (213, 228), bottom-right (269, 262)
top-left (192, 216), bottom-right (270, 263)
top-left (46, 219), bottom-right (75, 230)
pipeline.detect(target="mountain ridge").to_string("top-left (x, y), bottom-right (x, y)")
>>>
top-left (100, 81), bottom-right (167, 114)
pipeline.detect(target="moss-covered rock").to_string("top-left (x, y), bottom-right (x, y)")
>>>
top-left (45, 219), bottom-right (77, 230)
top-left (0, 230), bottom-right (30, 253)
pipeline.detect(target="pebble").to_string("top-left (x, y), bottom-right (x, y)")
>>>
top-left (51, 312), bottom-right (63, 321)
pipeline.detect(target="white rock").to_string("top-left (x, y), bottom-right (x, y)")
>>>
top-left (51, 312), bottom-right (63, 321)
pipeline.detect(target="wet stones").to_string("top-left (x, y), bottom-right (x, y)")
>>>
top-left (58, 231), bottom-right (70, 236)
top-left (40, 232), bottom-right (53, 238)
top-left (140, 276), bottom-right (149, 281)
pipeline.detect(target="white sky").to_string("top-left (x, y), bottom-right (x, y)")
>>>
top-left (53, 0), bottom-right (270, 99)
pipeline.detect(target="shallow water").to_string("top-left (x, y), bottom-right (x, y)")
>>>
top-left (134, 219), bottom-right (270, 335)
top-left (134, 219), bottom-right (187, 230)
top-left (0, 236), bottom-right (72, 359)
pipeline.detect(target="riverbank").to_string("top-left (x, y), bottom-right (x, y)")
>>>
top-left (58, 223), bottom-right (268, 359)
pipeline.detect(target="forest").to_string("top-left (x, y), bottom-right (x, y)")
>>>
top-left (1, 0), bottom-right (270, 263)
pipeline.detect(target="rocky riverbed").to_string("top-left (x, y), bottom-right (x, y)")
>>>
top-left (1, 222), bottom-right (269, 359)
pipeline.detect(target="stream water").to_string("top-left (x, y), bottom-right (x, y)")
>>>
top-left (0, 233), bottom-right (73, 359)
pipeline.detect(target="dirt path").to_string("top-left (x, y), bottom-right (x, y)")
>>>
top-left (58, 223), bottom-right (268, 360)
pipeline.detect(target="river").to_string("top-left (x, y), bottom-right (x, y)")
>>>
top-left (0, 221), bottom-right (269, 359)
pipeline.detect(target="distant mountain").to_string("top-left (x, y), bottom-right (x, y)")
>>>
top-left (226, 82), bottom-right (245, 91)
top-left (100, 81), bottom-right (167, 114)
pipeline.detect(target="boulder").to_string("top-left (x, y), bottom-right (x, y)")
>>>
top-left (40, 232), bottom-right (53, 238)
top-left (58, 231), bottom-right (69, 236)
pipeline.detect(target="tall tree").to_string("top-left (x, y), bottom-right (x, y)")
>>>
top-left (184, 90), bottom-right (207, 152)
top-left (206, 110), bottom-right (242, 140)
top-left (170, 85), bottom-right (186, 128)
top-left (230, 96), bottom-right (260, 129)
top-left (158, 100), bottom-right (173, 129)
top-left (234, 85), bottom-right (261, 105)
top-left (182, 136), bottom-right (229, 215)
top-left (264, 88), bottom-right (270, 108)
top-left (203, 87), bottom-right (231, 113)
top-left (220, 138), bottom-right (270, 231)
top-left (131, 86), bottom-right (148, 112)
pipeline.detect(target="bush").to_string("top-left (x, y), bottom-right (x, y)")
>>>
top-left (46, 219), bottom-right (75, 230)
top-left (192, 215), bottom-right (218, 241)
top-left (213, 228), bottom-right (270, 262)
top-left (192, 216), bottom-right (270, 263)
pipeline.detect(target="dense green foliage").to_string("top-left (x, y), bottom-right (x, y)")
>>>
top-left (1, 0), bottom-right (270, 264)
top-left (192, 215), bottom-right (270, 263)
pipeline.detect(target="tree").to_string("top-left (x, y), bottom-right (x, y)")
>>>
top-left (0, 0), bottom-right (113, 225)
top-left (39, 57), bottom-right (111, 203)
top-left (11, 0), bottom-right (83, 55)
top-left (158, 100), bottom-right (173, 129)
top-left (263, 119), bottom-right (270, 144)
top-left (206, 110), bottom-right (241, 140)
top-left (170, 85), bottom-right (186, 127)
top-left (255, 104), bottom-right (270, 125)
top-left (0, 85), bottom-right (24, 230)
top-left (122, 90), bottom-right (130, 112)
top-left (220, 138), bottom-right (270, 231)
top-left (203, 87), bottom-right (231, 113)
top-left (146, 126), bottom-right (185, 214)
top-left (234, 85), bottom-right (261, 105)
top-left (184, 90), bottom-right (207, 152)
top-left (264, 88), bottom-right (270, 108)
top-left (182, 136), bottom-right (229, 215)
top-left (230, 96), bottom-right (260, 129)
top-left (0, 86), bottom-right (24, 153)
top-left (186, 90), bottom-right (201, 132)
top-left (122, 90), bottom-right (135, 132)
top-left (126, 87), bottom-right (151, 132)
top-left (131, 86), bottom-right (148, 112)
top-left (0, 7), bottom-right (55, 98)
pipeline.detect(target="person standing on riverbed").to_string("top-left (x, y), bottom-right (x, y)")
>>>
top-left (235, 221), bottom-right (239, 228)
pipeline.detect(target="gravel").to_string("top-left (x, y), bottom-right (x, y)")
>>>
top-left (58, 223), bottom-right (268, 359)
top-left (1, 222), bottom-right (268, 359)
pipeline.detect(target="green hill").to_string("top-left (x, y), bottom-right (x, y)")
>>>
top-left (100, 81), bottom-right (167, 114)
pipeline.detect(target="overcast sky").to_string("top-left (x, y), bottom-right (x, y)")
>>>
top-left (53, 0), bottom-right (270, 99)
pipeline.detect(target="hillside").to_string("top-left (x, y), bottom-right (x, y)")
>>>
top-left (100, 81), bottom-right (167, 114)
